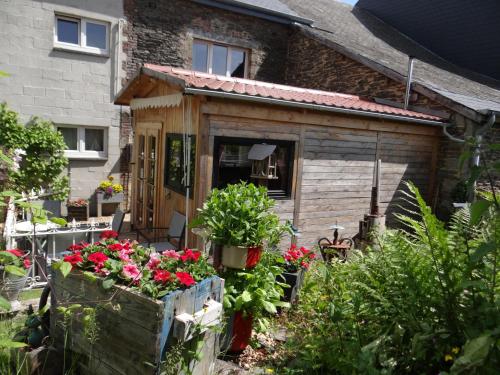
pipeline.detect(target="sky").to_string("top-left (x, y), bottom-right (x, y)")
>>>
top-left (339, 0), bottom-right (357, 5)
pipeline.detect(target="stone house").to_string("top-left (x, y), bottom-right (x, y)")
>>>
top-left (0, 0), bottom-right (127, 215)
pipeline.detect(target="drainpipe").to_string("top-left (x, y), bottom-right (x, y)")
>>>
top-left (404, 56), bottom-right (414, 110)
top-left (442, 112), bottom-right (496, 202)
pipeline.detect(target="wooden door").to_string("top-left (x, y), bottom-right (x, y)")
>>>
top-left (133, 123), bottom-right (161, 230)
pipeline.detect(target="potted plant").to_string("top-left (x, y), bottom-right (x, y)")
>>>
top-left (52, 232), bottom-right (222, 374)
top-left (0, 248), bottom-right (32, 311)
top-left (193, 182), bottom-right (281, 269)
top-left (221, 252), bottom-right (290, 352)
top-left (96, 176), bottom-right (124, 201)
top-left (66, 198), bottom-right (89, 221)
top-left (279, 245), bottom-right (315, 303)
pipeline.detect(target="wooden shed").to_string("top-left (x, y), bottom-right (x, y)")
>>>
top-left (115, 65), bottom-right (444, 247)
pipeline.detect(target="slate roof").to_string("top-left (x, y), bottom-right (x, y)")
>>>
top-left (281, 0), bottom-right (500, 119)
top-left (134, 64), bottom-right (442, 121)
top-left (192, 0), bottom-right (312, 24)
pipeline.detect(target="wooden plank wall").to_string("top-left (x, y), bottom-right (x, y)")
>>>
top-left (298, 127), bottom-right (439, 246)
top-left (133, 83), bottom-right (200, 247)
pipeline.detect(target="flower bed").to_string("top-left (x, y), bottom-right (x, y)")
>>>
top-left (51, 232), bottom-right (223, 375)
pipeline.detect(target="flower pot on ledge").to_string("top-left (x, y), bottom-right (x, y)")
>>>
top-left (96, 191), bottom-right (124, 217)
top-left (67, 206), bottom-right (89, 221)
top-left (221, 245), bottom-right (262, 269)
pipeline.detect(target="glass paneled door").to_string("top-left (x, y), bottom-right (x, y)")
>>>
top-left (133, 123), bottom-right (161, 229)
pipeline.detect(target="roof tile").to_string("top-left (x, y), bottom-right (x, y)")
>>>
top-left (144, 64), bottom-right (442, 121)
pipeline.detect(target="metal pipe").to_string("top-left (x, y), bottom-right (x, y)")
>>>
top-left (404, 56), bottom-right (414, 110)
top-left (183, 87), bottom-right (447, 127)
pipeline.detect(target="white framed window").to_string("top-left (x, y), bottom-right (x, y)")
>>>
top-left (58, 126), bottom-right (107, 160)
top-left (193, 40), bottom-right (248, 78)
top-left (54, 14), bottom-right (109, 56)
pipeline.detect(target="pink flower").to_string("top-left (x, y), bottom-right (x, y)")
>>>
top-left (176, 272), bottom-right (195, 287)
top-left (122, 263), bottom-right (141, 280)
top-left (23, 258), bottom-right (31, 269)
top-left (88, 252), bottom-right (108, 268)
top-left (154, 269), bottom-right (172, 284)
top-left (6, 249), bottom-right (23, 257)
top-left (162, 250), bottom-right (180, 260)
top-left (94, 267), bottom-right (110, 276)
top-left (147, 253), bottom-right (161, 270)
top-left (118, 249), bottom-right (132, 263)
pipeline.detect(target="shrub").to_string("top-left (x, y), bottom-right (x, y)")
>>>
top-left (280, 182), bottom-right (499, 374)
top-left (0, 103), bottom-right (69, 199)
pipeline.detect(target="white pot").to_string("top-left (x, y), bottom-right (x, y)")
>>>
top-left (221, 245), bottom-right (262, 269)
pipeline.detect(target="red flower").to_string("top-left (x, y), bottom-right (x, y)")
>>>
top-left (88, 252), bottom-right (108, 267)
top-left (67, 244), bottom-right (84, 252)
top-left (176, 272), bottom-right (195, 287)
top-left (180, 249), bottom-right (201, 263)
top-left (23, 258), bottom-right (31, 269)
top-left (107, 243), bottom-right (124, 251)
top-left (154, 269), bottom-right (172, 284)
top-left (100, 230), bottom-right (118, 240)
top-left (64, 252), bottom-right (83, 266)
top-left (6, 249), bottom-right (23, 257)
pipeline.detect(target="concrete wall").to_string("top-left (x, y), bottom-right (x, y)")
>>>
top-left (0, 0), bottom-right (126, 215)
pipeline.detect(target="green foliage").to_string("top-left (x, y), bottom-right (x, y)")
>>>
top-left (0, 103), bottom-right (69, 198)
top-left (223, 252), bottom-right (290, 331)
top-left (192, 182), bottom-right (283, 246)
top-left (0, 103), bottom-right (25, 150)
top-left (280, 182), bottom-right (499, 374)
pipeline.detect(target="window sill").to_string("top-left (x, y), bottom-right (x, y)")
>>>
top-left (53, 43), bottom-right (109, 58)
top-left (65, 152), bottom-right (108, 161)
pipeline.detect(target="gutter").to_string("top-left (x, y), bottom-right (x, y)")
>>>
top-left (192, 0), bottom-right (313, 25)
top-left (183, 87), bottom-right (447, 126)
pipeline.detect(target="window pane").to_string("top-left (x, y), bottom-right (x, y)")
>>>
top-left (59, 128), bottom-right (78, 150)
top-left (193, 41), bottom-right (208, 72)
top-left (86, 22), bottom-right (107, 49)
top-left (230, 50), bottom-right (246, 78)
top-left (57, 18), bottom-right (79, 45)
top-left (167, 138), bottom-right (183, 188)
top-left (212, 45), bottom-right (228, 75)
top-left (85, 129), bottom-right (104, 151)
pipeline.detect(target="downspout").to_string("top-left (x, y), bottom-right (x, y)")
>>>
top-left (404, 56), bottom-right (414, 110)
top-left (442, 112), bottom-right (496, 202)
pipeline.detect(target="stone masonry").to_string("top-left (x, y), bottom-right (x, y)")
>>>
top-left (122, 0), bottom-right (290, 83)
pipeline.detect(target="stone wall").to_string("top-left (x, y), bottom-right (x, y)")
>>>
top-left (285, 31), bottom-right (448, 112)
top-left (122, 0), bottom-right (290, 83)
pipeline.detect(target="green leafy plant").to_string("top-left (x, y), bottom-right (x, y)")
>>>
top-left (0, 103), bottom-right (69, 199)
top-left (223, 252), bottom-right (290, 331)
top-left (192, 182), bottom-right (283, 247)
top-left (276, 182), bottom-right (499, 374)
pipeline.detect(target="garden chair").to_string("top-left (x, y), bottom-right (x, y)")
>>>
top-left (136, 210), bottom-right (186, 251)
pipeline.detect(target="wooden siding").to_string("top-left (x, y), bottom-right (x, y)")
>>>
top-left (133, 89), bottom-right (440, 250)
top-left (133, 82), bottom-right (200, 247)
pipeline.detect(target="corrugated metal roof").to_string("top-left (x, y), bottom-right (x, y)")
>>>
top-left (142, 64), bottom-right (442, 121)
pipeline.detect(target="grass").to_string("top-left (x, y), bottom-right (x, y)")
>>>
top-left (19, 288), bottom-right (42, 302)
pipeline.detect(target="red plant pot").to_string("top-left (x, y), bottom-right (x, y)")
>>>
top-left (221, 245), bottom-right (262, 269)
top-left (230, 311), bottom-right (253, 352)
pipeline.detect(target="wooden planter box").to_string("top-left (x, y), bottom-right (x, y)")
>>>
top-left (96, 192), bottom-right (124, 217)
top-left (66, 206), bottom-right (89, 221)
top-left (51, 271), bottom-right (224, 375)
